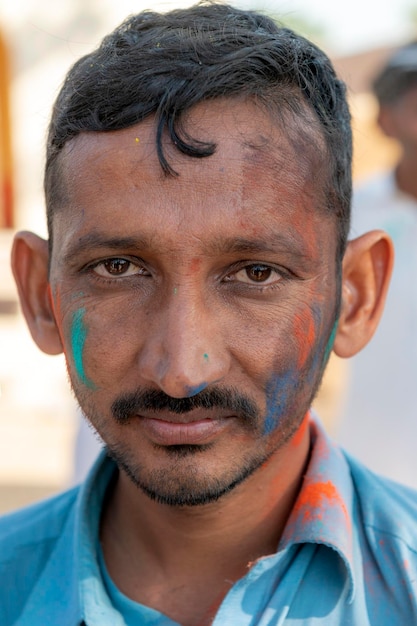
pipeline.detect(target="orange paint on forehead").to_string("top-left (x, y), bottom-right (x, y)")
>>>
top-left (238, 218), bottom-right (263, 238)
top-left (189, 257), bottom-right (202, 273)
top-left (293, 480), bottom-right (350, 527)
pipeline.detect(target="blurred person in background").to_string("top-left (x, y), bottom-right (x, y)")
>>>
top-left (335, 41), bottom-right (417, 488)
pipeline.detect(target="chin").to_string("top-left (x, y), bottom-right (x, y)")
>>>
top-left (105, 441), bottom-right (271, 507)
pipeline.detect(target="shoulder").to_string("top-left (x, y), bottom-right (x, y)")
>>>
top-left (345, 455), bottom-right (417, 618)
top-left (0, 487), bottom-right (79, 624)
top-left (0, 486), bottom-right (79, 554)
top-left (347, 451), bottom-right (417, 551)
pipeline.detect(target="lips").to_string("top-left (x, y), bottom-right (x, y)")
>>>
top-left (139, 413), bottom-right (233, 445)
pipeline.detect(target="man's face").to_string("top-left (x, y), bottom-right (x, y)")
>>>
top-left (49, 99), bottom-right (340, 505)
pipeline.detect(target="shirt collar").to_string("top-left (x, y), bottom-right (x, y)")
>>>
top-left (279, 413), bottom-right (355, 601)
top-left (77, 414), bottom-right (356, 612)
top-left (76, 451), bottom-right (123, 625)
top-left (18, 412), bottom-right (355, 624)
top-left (17, 451), bottom-right (121, 626)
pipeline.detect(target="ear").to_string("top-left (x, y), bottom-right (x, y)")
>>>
top-left (333, 230), bottom-right (394, 358)
top-left (11, 231), bottom-right (63, 355)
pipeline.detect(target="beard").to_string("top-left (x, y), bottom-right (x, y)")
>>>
top-left (73, 384), bottom-right (309, 508)
top-left (108, 386), bottom-right (273, 506)
top-left (105, 437), bottom-right (276, 507)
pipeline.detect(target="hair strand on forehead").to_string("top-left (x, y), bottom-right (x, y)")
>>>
top-left (44, 1), bottom-right (352, 262)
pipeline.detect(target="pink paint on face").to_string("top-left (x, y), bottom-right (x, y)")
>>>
top-left (188, 257), bottom-right (202, 273)
top-left (292, 309), bottom-right (317, 370)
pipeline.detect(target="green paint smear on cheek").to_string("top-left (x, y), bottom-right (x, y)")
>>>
top-left (71, 308), bottom-right (96, 389)
top-left (323, 320), bottom-right (338, 365)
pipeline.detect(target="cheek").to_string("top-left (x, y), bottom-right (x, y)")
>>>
top-left (293, 308), bottom-right (317, 369)
top-left (263, 366), bottom-right (301, 435)
top-left (261, 305), bottom-right (335, 436)
top-left (66, 301), bottom-right (141, 389)
top-left (48, 284), bottom-right (65, 343)
top-left (68, 307), bottom-right (96, 389)
top-left (50, 285), bottom-right (87, 383)
top-left (292, 302), bottom-right (338, 376)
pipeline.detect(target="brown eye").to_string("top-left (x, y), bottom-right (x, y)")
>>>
top-left (92, 258), bottom-right (146, 278)
top-left (103, 259), bottom-right (131, 274)
top-left (227, 264), bottom-right (280, 286)
top-left (246, 264), bottom-right (272, 282)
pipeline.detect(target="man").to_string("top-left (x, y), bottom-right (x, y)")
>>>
top-left (1, 3), bottom-right (415, 624)
top-left (335, 42), bottom-right (417, 487)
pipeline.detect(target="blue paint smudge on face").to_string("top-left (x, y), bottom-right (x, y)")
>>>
top-left (302, 305), bottom-right (324, 387)
top-left (71, 308), bottom-right (96, 389)
top-left (323, 320), bottom-right (338, 365)
top-left (262, 311), bottom-right (338, 437)
top-left (263, 368), bottom-right (299, 435)
top-left (303, 306), bottom-right (337, 387)
top-left (185, 382), bottom-right (208, 397)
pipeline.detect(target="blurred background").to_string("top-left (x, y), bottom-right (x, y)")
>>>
top-left (0, 0), bottom-right (414, 512)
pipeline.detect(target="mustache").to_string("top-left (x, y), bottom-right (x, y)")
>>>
top-left (111, 387), bottom-right (259, 424)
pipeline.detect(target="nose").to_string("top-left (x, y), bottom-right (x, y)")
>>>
top-left (137, 285), bottom-right (231, 398)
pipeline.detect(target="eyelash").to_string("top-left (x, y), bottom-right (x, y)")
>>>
top-left (83, 257), bottom-right (149, 285)
top-left (84, 257), bottom-right (289, 290)
top-left (223, 263), bottom-right (287, 289)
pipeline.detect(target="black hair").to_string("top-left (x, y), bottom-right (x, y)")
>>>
top-left (373, 41), bottom-right (417, 105)
top-left (45, 1), bottom-right (352, 258)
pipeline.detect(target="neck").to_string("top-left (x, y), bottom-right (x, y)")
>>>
top-left (100, 417), bottom-right (311, 625)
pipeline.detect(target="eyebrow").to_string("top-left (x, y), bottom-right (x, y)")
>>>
top-left (61, 230), bottom-right (308, 263)
top-left (61, 233), bottom-right (149, 264)
top-left (209, 235), bottom-right (307, 257)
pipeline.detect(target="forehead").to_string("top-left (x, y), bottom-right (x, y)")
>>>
top-left (54, 99), bottom-right (331, 249)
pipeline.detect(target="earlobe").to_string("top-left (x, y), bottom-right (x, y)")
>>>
top-left (333, 230), bottom-right (394, 358)
top-left (11, 231), bottom-right (64, 355)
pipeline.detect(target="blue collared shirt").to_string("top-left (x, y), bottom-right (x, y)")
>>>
top-left (1, 416), bottom-right (417, 625)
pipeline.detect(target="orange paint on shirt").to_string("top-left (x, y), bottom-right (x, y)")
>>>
top-left (293, 480), bottom-right (350, 527)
